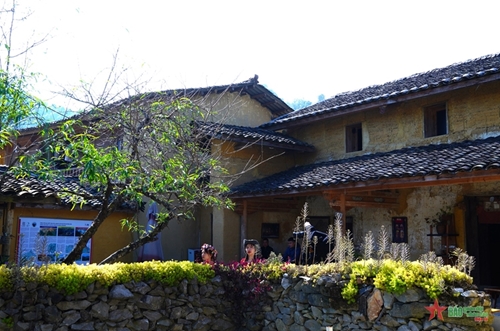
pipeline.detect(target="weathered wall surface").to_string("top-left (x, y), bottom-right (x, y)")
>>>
top-left (288, 81), bottom-right (500, 165)
top-left (133, 90), bottom-right (281, 262)
top-left (0, 275), bottom-right (492, 331)
top-left (246, 180), bottom-right (500, 262)
top-left (10, 207), bottom-right (134, 264)
top-left (200, 92), bottom-right (275, 127)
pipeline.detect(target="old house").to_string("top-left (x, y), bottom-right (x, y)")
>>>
top-left (0, 121), bottom-right (137, 264)
top-left (0, 76), bottom-right (299, 264)
top-left (4, 52), bottom-right (500, 291)
top-left (0, 166), bottom-right (135, 264)
top-left (128, 76), bottom-right (300, 262)
top-left (227, 53), bottom-right (500, 288)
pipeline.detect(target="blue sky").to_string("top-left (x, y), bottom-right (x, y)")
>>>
top-left (12, 0), bottom-right (500, 112)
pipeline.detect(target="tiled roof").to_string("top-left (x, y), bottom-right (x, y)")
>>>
top-left (20, 75), bottom-right (294, 133)
top-left (261, 53), bottom-right (500, 129)
top-left (230, 135), bottom-right (500, 197)
top-left (0, 167), bottom-right (102, 208)
top-left (109, 75), bottom-right (293, 118)
top-left (195, 122), bottom-right (315, 152)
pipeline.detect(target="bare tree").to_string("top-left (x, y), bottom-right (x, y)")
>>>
top-left (0, 0), bottom-right (49, 72)
top-left (20, 53), bottom-right (281, 264)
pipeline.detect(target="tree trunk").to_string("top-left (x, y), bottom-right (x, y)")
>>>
top-left (98, 218), bottom-right (170, 265)
top-left (62, 184), bottom-right (118, 264)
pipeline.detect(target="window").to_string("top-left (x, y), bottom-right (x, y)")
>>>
top-left (116, 136), bottom-right (123, 151)
top-left (424, 103), bottom-right (448, 137)
top-left (346, 123), bottom-right (362, 152)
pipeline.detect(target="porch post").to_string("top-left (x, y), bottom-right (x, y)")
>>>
top-left (240, 200), bottom-right (247, 258)
top-left (1, 203), bottom-right (13, 261)
top-left (340, 193), bottom-right (346, 233)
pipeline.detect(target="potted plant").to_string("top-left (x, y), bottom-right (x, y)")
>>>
top-left (425, 207), bottom-right (453, 234)
top-left (426, 207), bottom-right (453, 234)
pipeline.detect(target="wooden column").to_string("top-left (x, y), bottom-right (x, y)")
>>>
top-left (1, 203), bottom-right (13, 260)
top-left (340, 192), bottom-right (346, 233)
top-left (240, 200), bottom-right (247, 258)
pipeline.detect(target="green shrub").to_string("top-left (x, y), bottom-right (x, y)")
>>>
top-left (0, 265), bottom-right (13, 291)
top-left (263, 258), bottom-right (473, 304)
top-left (0, 258), bottom-right (473, 304)
top-left (0, 261), bottom-right (214, 295)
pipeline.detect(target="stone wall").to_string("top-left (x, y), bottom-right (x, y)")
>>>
top-left (0, 274), bottom-right (493, 331)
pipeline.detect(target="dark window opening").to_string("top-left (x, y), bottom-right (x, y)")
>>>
top-left (424, 103), bottom-right (448, 137)
top-left (346, 123), bottom-right (362, 152)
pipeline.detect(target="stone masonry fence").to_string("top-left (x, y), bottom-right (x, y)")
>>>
top-left (0, 273), bottom-right (493, 331)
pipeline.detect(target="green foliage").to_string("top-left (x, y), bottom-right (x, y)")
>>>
top-left (263, 255), bottom-right (473, 305)
top-left (282, 204), bottom-right (475, 304)
top-left (261, 252), bottom-right (288, 280)
top-left (0, 261), bottom-right (214, 295)
top-left (0, 69), bottom-right (43, 142)
top-left (19, 93), bottom-right (235, 263)
top-left (339, 259), bottom-right (473, 303)
top-left (0, 256), bottom-right (475, 307)
top-left (0, 67), bottom-right (48, 168)
top-left (0, 264), bottom-right (13, 291)
top-left (1, 316), bottom-right (13, 328)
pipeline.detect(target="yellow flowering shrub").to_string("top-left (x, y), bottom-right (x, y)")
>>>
top-left (0, 265), bottom-right (12, 291)
top-left (0, 261), bottom-right (214, 295)
top-left (0, 258), bottom-right (473, 303)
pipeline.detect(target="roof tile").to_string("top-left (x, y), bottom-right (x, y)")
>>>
top-left (230, 136), bottom-right (500, 197)
top-left (262, 54), bottom-right (500, 128)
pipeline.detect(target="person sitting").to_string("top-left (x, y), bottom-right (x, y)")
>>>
top-left (138, 202), bottom-right (164, 262)
top-left (282, 237), bottom-right (301, 263)
top-left (260, 238), bottom-right (275, 259)
top-left (294, 222), bottom-right (328, 243)
top-left (293, 221), bottom-right (330, 263)
top-left (200, 243), bottom-right (217, 265)
top-left (240, 239), bottom-right (261, 264)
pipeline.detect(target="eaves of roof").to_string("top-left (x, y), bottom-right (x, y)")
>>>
top-left (0, 167), bottom-right (133, 211)
top-left (0, 170), bottom-right (98, 208)
top-left (261, 53), bottom-right (500, 130)
top-left (196, 121), bottom-right (315, 152)
top-left (108, 75), bottom-right (293, 119)
top-left (229, 135), bottom-right (500, 198)
top-left (19, 75), bottom-right (294, 134)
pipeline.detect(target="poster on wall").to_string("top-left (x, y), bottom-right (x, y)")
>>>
top-left (18, 217), bottom-right (92, 265)
top-left (391, 217), bottom-right (408, 243)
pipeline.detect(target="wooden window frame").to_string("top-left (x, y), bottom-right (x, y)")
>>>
top-left (424, 103), bottom-right (448, 138)
top-left (345, 123), bottom-right (362, 153)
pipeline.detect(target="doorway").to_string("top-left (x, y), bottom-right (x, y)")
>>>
top-left (465, 196), bottom-right (500, 287)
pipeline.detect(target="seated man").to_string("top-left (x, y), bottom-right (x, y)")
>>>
top-left (283, 237), bottom-right (301, 263)
top-left (261, 238), bottom-right (275, 259)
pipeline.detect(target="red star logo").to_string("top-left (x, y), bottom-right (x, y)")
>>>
top-left (425, 298), bottom-right (447, 321)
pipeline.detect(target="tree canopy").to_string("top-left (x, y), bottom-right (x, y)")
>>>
top-left (0, 2), bottom-right (234, 265)
top-left (18, 92), bottom-right (234, 264)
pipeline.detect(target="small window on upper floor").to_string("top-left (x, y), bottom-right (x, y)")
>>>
top-left (346, 123), bottom-right (362, 153)
top-left (424, 103), bottom-right (448, 138)
top-left (116, 136), bottom-right (123, 151)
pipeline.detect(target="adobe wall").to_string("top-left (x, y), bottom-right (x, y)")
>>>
top-left (343, 181), bottom-right (500, 260)
top-left (0, 274), bottom-right (492, 331)
top-left (7, 207), bottom-right (134, 264)
top-left (199, 92), bottom-right (274, 127)
top-left (245, 181), bottom-right (500, 262)
top-left (208, 139), bottom-right (299, 262)
top-left (133, 89), bottom-right (280, 262)
top-left (289, 80), bottom-right (500, 165)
